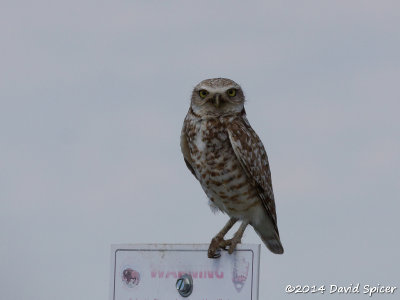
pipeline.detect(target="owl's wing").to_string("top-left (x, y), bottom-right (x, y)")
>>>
top-left (180, 119), bottom-right (197, 179)
top-left (227, 115), bottom-right (279, 234)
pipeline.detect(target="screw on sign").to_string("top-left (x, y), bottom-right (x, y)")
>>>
top-left (176, 274), bottom-right (193, 297)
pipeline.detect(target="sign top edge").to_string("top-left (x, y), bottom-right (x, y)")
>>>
top-left (111, 243), bottom-right (260, 251)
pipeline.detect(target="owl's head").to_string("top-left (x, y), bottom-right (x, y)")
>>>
top-left (190, 78), bottom-right (245, 117)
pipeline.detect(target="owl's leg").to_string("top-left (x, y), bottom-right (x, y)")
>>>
top-left (210, 220), bottom-right (249, 255)
top-left (208, 217), bottom-right (238, 258)
top-left (225, 220), bottom-right (249, 254)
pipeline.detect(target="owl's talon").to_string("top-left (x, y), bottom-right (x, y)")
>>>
top-left (218, 237), bottom-right (241, 254)
top-left (228, 237), bottom-right (241, 254)
top-left (208, 236), bottom-right (230, 258)
top-left (208, 237), bottom-right (239, 258)
top-left (219, 238), bottom-right (232, 249)
top-left (208, 237), bottom-right (221, 258)
top-left (208, 248), bottom-right (221, 259)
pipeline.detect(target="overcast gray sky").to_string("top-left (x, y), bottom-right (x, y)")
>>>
top-left (1, 1), bottom-right (399, 299)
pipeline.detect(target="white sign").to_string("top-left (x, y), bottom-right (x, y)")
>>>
top-left (110, 244), bottom-right (260, 300)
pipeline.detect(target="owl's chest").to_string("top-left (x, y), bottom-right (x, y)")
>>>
top-left (188, 119), bottom-right (242, 188)
top-left (189, 119), bottom-right (231, 162)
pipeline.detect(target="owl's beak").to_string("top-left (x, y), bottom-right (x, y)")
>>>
top-left (213, 93), bottom-right (221, 108)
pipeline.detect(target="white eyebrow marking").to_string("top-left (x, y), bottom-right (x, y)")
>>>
top-left (197, 85), bottom-right (238, 93)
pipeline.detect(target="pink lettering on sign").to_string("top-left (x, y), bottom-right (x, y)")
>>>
top-left (150, 270), bottom-right (165, 278)
top-left (166, 271), bottom-right (177, 278)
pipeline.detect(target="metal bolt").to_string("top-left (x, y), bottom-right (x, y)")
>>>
top-left (176, 273), bottom-right (193, 297)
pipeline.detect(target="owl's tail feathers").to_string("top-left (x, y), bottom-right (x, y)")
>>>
top-left (253, 224), bottom-right (284, 254)
top-left (264, 237), bottom-right (284, 254)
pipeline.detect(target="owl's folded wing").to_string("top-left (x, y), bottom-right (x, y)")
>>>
top-left (227, 116), bottom-right (279, 234)
top-left (180, 123), bottom-right (197, 179)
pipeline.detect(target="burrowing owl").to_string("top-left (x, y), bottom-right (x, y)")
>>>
top-left (181, 78), bottom-right (284, 258)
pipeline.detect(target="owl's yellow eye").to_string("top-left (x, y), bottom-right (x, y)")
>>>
top-left (227, 88), bottom-right (237, 97)
top-left (199, 90), bottom-right (209, 98)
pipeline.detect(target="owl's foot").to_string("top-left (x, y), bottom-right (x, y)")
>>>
top-left (208, 236), bottom-right (224, 258)
top-left (208, 222), bottom-right (249, 258)
top-left (222, 237), bottom-right (242, 254)
top-left (207, 237), bottom-right (234, 258)
top-left (208, 236), bottom-right (243, 258)
top-left (218, 238), bottom-right (232, 249)
top-left (208, 218), bottom-right (238, 259)
top-left (225, 220), bottom-right (249, 254)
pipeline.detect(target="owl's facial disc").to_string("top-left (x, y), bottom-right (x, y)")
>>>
top-left (191, 79), bottom-right (244, 117)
